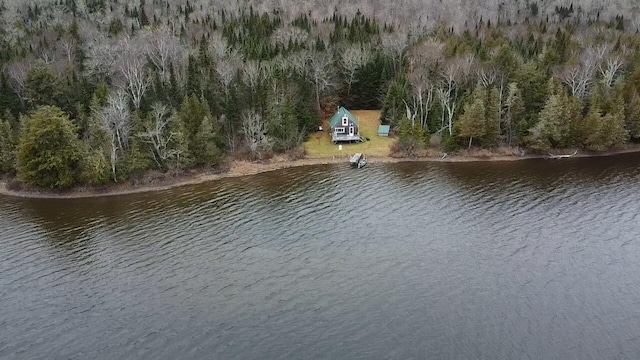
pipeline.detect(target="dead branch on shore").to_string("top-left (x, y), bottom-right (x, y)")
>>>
top-left (547, 149), bottom-right (578, 159)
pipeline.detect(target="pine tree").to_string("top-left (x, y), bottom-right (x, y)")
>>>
top-left (267, 92), bottom-right (300, 152)
top-left (380, 76), bottom-right (409, 128)
top-left (177, 95), bottom-right (214, 159)
top-left (564, 94), bottom-right (583, 147)
top-left (0, 117), bottom-right (16, 174)
top-left (17, 106), bottom-right (87, 188)
top-left (582, 104), bottom-right (606, 151)
top-left (139, 1), bottom-right (149, 26)
top-left (458, 86), bottom-right (486, 149)
top-left (124, 137), bottom-right (151, 179)
top-left (397, 116), bottom-right (427, 155)
top-left (505, 83), bottom-right (525, 146)
top-left (528, 94), bottom-right (565, 151)
top-left (81, 100), bottom-right (110, 185)
top-left (604, 94), bottom-right (629, 148)
top-left (166, 112), bottom-right (191, 168)
top-left (24, 61), bottom-right (60, 109)
top-left (168, 64), bottom-right (182, 107)
top-left (512, 62), bottom-right (548, 120)
top-left (483, 86), bottom-right (501, 147)
top-left (193, 115), bottom-right (222, 166)
top-left (625, 91), bottom-right (640, 140)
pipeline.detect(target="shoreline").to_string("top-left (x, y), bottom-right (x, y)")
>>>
top-left (2, 147), bottom-right (640, 199)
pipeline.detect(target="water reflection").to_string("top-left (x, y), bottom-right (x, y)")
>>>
top-left (2, 154), bottom-right (640, 359)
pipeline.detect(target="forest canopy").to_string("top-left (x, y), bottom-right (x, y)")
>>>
top-left (1, 0), bottom-right (640, 188)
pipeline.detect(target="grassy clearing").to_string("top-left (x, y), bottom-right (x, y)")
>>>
top-left (304, 110), bottom-right (394, 158)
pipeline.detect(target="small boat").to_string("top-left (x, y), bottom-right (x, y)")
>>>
top-left (350, 153), bottom-right (368, 168)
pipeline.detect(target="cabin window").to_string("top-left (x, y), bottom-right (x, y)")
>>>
top-left (349, 126), bottom-right (354, 136)
top-left (342, 116), bottom-right (349, 126)
top-left (335, 127), bottom-right (345, 134)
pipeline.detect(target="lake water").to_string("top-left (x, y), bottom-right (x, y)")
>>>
top-left (2, 154), bottom-right (640, 359)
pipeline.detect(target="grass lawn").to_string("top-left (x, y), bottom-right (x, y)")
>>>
top-left (304, 110), bottom-right (394, 158)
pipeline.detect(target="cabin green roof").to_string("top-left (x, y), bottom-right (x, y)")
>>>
top-left (329, 107), bottom-right (358, 127)
top-left (378, 125), bottom-right (390, 135)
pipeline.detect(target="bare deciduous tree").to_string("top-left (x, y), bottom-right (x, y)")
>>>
top-left (284, 50), bottom-right (310, 76)
top-left (4, 60), bottom-right (32, 103)
top-left (340, 44), bottom-right (372, 96)
top-left (408, 38), bottom-right (444, 70)
top-left (242, 110), bottom-right (271, 158)
top-left (558, 45), bottom-right (608, 99)
top-left (61, 40), bottom-right (76, 64)
top-left (404, 38), bottom-right (445, 130)
top-left (242, 60), bottom-right (263, 90)
top-left (85, 37), bottom-right (120, 83)
top-left (381, 31), bottom-right (408, 73)
top-left (209, 32), bottom-right (231, 60)
top-left (143, 29), bottom-right (185, 81)
top-left (437, 55), bottom-right (475, 135)
top-left (101, 91), bottom-right (131, 181)
top-left (599, 56), bottom-right (624, 87)
top-left (632, 18), bottom-right (640, 34)
top-left (217, 56), bottom-right (240, 94)
top-left (478, 66), bottom-right (500, 87)
top-left (308, 51), bottom-right (335, 114)
top-left (138, 103), bottom-right (183, 167)
top-left (406, 61), bottom-right (435, 130)
top-left (117, 39), bottom-right (150, 109)
top-left (271, 26), bottom-right (308, 46)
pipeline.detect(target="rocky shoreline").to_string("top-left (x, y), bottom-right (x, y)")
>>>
top-left (2, 147), bottom-right (639, 199)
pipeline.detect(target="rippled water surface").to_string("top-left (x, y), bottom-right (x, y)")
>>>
top-left (2, 154), bottom-right (640, 359)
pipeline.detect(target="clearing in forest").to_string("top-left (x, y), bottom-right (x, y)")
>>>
top-left (304, 110), bottom-right (394, 158)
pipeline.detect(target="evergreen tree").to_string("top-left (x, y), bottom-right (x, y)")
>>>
top-left (380, 76), bottom-right (409, 128)
top-left (16, 106), bottom-right (87, 188)
top-left (582, 104), bottom-right (606, 151)
top-left (81, 98), bottom-right (111, 184)
top-left (604, 95), bottom-right (629, 148)
top-left (625, 91), bottom-right (640, 141)
top-left (139, 1), bottom-right (149, 26)
top-left (24, 61), bottom-right (60, 109)
top-left (580, 98), bottom-right (626, 151)
top-left (108, 18), bottom-right (124, 36)
top-left (124, 136), bottom-right (151, 179)
top-left (397, 116), bottom-right (427, 155)
top-left (457, 85), bottom-right (487, 148)
top-left (193, 115), bottom-right (222, 166)
top-left (483, 86), bottom-right (501, 147)
top-left (528, 91), bottom-right (580, 151)
top-left (177, 95), bottom-right (215, 159)
top-left (528, 94), bottom-right (565, 151)
top-left (564, 94), bottom-right (583, 147)
top-left (168, 64), bottom-right (182, 107)
top-left (0, 116), bottom-right (16, 174)
top-left (0, 74), bottom-right (22, 116)
top-left (505, 83), bottom-right (525, 146)
top-left (166, 112), bottom-right (191, 168)
top-left (512, 62), bottom-right (548, 122)
top-left (267, 92), bottom-right (300, 152)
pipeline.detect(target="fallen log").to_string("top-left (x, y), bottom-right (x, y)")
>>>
top-left (548, 149), bottom-right (578, 159)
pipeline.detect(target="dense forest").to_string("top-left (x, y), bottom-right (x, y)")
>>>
top-left (1, 0), bottom-right (640, 189)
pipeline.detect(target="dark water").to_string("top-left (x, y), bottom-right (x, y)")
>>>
top-left (2, 154), bottom-right (640, 359)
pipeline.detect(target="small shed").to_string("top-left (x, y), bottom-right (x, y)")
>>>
top-left (378, 125), bottom-right (390, 137)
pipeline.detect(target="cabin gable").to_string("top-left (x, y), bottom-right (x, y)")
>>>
top-left (329, 107), bottom-right (361, 142)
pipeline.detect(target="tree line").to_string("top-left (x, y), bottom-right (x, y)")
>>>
top-left (1, 1), bottom-right (640, 188)
top-left (388, 23), bottom-right (640, 155)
